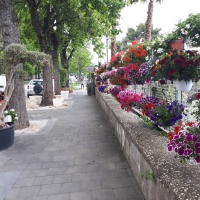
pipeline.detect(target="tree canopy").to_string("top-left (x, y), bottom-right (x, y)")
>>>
top-left (116, 23), bottom-right (161, 52)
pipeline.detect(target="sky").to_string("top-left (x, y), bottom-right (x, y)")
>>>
top-left (90, 0), bottom-right (200, 65)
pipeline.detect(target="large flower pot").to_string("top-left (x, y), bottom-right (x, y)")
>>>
top-left (169, 39), bottom-right (184, 51)
top-left (174, 80), bottom-right (193, 92)
top-left (61, 91), bottom-right (69, 100)
top-left (0, 124), bottom-right (15, 151)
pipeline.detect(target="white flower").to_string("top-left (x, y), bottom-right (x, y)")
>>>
top-left (145, 56), bottom-right (149, 61)
top-left (10, 108), bottom-right (15, 112)
top-left (185, 24), bottom-right (190, 29)
top-left (15, 117), bottom-right (18, 120)
top-left (183, 125), bottom-right (190, 131)
top-left (181, 28), bottom-right (184, 32)
top-left (146, 46), bottom-right (151, 50)
top-left (192, 100), bottom-right (199, 107)
top-left (184, 30), bottom-right (188, 35)
top-left (192, 107), bottom-right (199, 113)
top-left (151, 41), bottom-right (155, 45)
top-left (4, 110), bottom-right (8, 114)
top-left (157, 48), bottom-right (163, 53)
top-left (195, 34), bottom-right (199, 38)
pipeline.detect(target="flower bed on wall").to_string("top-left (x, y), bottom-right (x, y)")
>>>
top-left (96, 88), bottom-right (200, 200)
top-left (98, 84), bottom-right (200, 164)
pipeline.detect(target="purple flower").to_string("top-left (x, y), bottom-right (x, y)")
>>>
top-left (195, 148), bottom-right (200, 154)
top-left (178, 147), bottom-right (184, 156)
top-left (183, 150), bottom-right (189, 156)
top-left (185, 134), bottom-right (193, 142)
top-left (193, 135), bottom-right (198, 142)
top-left (174, 135), bottom-right (180, 139)
top-left (168, 145), bottom-right (173, 151)
top-left (195, 142), bottom-right (200, 149)
top-left (195, 156), bottom-right (200, 163)
top-left (98, 86), bottom-right (107, 92)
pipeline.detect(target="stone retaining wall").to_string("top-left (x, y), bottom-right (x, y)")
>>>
top-left (95, 89), bottom-right (200, 200)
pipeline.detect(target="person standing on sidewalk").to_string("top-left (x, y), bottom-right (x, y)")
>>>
top-left (81, 79), bottom-right (84, 89)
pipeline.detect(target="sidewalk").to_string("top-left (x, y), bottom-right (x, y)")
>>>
top-left (0, 90), bottom-right (144, 200)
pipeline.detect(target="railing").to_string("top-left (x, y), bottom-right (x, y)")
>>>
top-left (126, 81), bottom-right (200, 106)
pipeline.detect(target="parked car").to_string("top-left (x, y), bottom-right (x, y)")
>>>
top-left (27, 79), bottom-right (43, 98)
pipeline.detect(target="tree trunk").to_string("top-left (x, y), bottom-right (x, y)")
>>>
top-left (0, 0), bottom-right (30, 129)
top-left (52, 46), bottom-right (60, 95)
top-left (145, 0), bottom-right (154, 41)
top-left (66, 68), bottom-right (69, 88)
top-left (61, 47), bottom-right (75, 88)
top-left (111, 36), bottom-right (117, 56)
top-left (40, 61), bottom-right (53, 106)
top-left (27, 0), bottom-right (53, 106)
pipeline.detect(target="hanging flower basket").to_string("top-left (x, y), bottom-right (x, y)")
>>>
top-left (174, 80), bottom-right (193, 92)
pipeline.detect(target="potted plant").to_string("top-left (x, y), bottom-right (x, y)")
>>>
top-left (109, 51), bottom-right (125, 69)
top-left (167, 121), bottom-right (200, 163)
top-left (153, 49), bottom-right (200, 91)
top-left (0, 109), bottom-right (18, 150)
top-left (126, 62), bottom-right (151, 85)
top-left (122, 40), bottom-right (148, 66)
top-left (86, 82), bottom-right (91, 96)
top-left (0, 43), bottom-right (50, 150)
top-left (172, 13), bottom-right (200, 47)
top-left (117, 90), bottom-right (144, 112)
top-left (149, 100), bottom-right (185, 127)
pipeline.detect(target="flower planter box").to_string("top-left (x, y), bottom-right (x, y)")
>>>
top-left (95, 89), bottom-right (199, 200)
top-left (53, 98), bottom-right (62, 107)
top-left (0, 124), bottom-right (15, 151)
top-left (61, 91), bottom-right (69, 100)
top-left (29, 96), bottom-right (42, 105)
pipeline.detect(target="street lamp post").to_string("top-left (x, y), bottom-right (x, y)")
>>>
top-left (106, 37), bottom-right (109, 63)
top-left (106, 37), bottom-right (111, 63)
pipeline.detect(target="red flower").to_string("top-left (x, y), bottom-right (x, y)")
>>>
top-left (186, 122), bottom-right (195, 126)
top-left (159, 57), bottom-right (168, 65)
top-left (168, 131), bottom-right (174, 141)
top-left (174, 125), bottom-right (181, 135)
top-left (174, 59), bottom-right (183, 66)
top-left (132, 40), bottom-right (140, 45)
top-left (196, 92), bottom-right (200, 99)
top-left (159, 79), bottom-right (166, 84)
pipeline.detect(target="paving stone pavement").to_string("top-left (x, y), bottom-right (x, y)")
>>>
top-left (0, 90), bottom-right (145, 200)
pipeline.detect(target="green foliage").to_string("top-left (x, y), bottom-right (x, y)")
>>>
top-left (15, 69), bottom-right (27, 80)
top-left (60, 68), bottom-right (67, 88)
top-left (173, 13), bottom-right (200, 46)
top-left (154, 50), bottom-right (200, 82)
top-left (4, 109), bottom-right (18, 123)
top-left (69, 47), bottom-right (92, 74)
top-left (15, 0), bottom-right (126, 57)
top-left (116, 23), bottom-right (161, 52)
top-left (23, 63), bottom-right (35, 77)
top-left (1, 44), bottom-right (50, 69)
top-left (139, 169), bottom-right (156, 184)
top-left (143, 34), bottom-right (169, 59)
top-left (15, 2), bottom-right (40, 51)
top-left (86, 82), bottom-right (91, 93)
